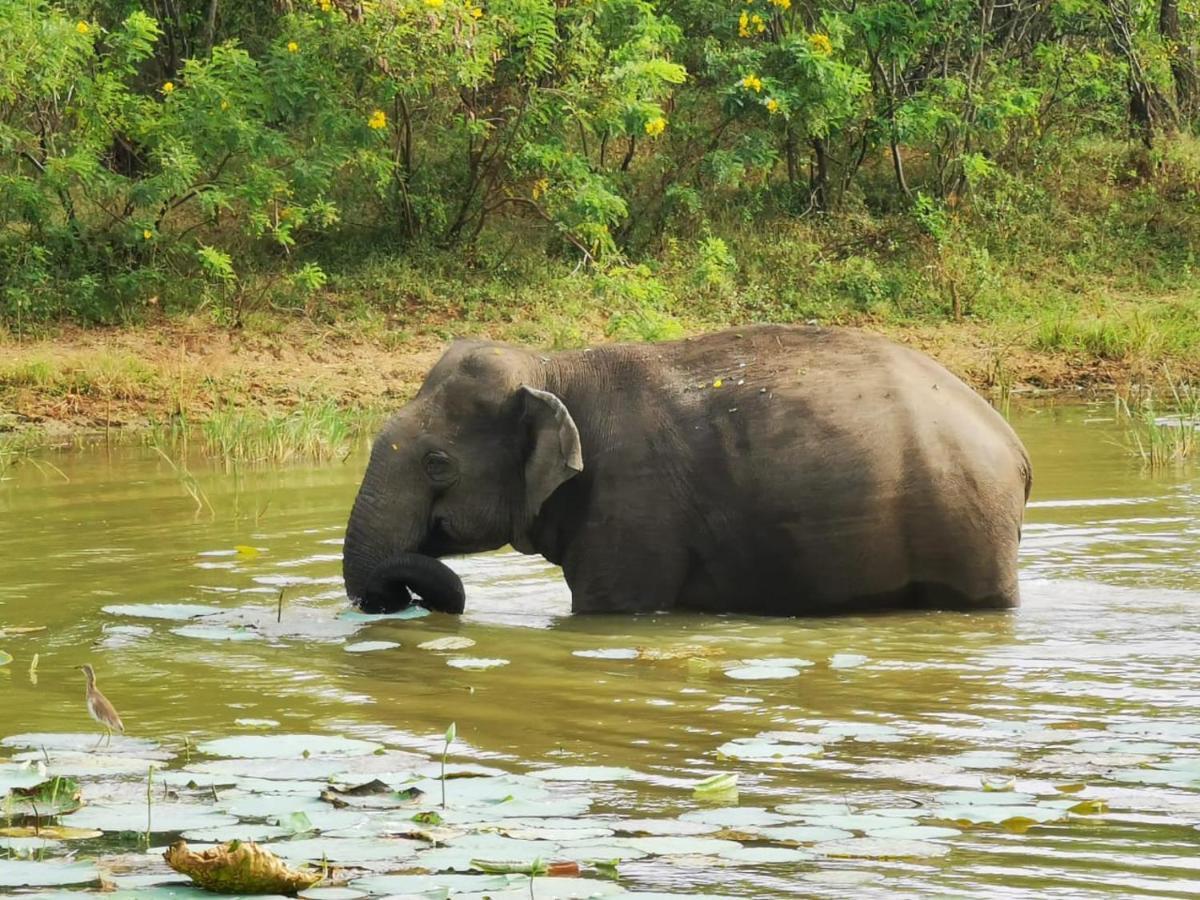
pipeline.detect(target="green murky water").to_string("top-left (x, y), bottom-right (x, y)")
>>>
top-left (2, 403), bottom-right (1200, 898)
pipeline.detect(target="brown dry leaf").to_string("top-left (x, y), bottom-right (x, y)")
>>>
top-left (164, 839), bottom-right (321, 894)
top-left (635, 645), bottom-right (726, 661)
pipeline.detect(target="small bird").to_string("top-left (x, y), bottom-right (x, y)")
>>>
top-left (75, 664), bottom-right (125, 748)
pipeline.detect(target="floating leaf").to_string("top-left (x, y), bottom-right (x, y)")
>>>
top-left (0, 859), bottom-right (99, 888)
top-left (420, 636), bottom-right (477, 651)
top-left (268, 836), bottom-right (421, 864)
top-left (572, 648), bottom-right (639, 660)
top-left (717, 846), bottom-right (812, 864)
top-left (0, 825), bottom-right (102, 840)
top-left (637, 645), bottom-right (726, 661)
top-left (337, 607), bottom-right (430, 622)
top-left (447, 657), bottom-right (510, 670)
top-left (612, 819), bottom-right (718, 837)
top-left (277, 811), bottom-right (316, 835)
top-left (692, 773), bottom-right (738, 801)
top-left (981, 775), bottom-right (1016, 792)
top-left (344, 641), bottom-right (400, 653)
top-left (67, 802), bottom-right (239, 833)
top-left (5, 775), bottom-right (82, 817)
top-left (716, 738), bottom-right (822, 763)
top-left (0, 650), bottom-right (11, 666)
top-left (197, 735), bottom-right (382, 759)
top-left (1068, 798), bottom-right (1110, 815)
top-left (165, 839), bottom-right (321, 893)
top-left (679, 807), bottom-right (787, 828)
top-left (755, 825), bottom-right (855, 844)
top-left (235, 545), bottom-right (261, 559)
top-left (724, 666), bottom-right (800, 680)
top-left (829, 653), bottom-right (869, 669)
top-left (102, 603), bottom-right (219, 621)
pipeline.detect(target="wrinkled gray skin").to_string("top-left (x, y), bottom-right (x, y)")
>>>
top-left (343, 325), bottom-right (1032, 616)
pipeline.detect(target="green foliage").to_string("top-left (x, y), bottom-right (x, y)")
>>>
top-left (1, 0), bottom-right (1199, 325)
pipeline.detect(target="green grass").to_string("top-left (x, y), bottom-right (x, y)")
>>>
top-left (1117, 375), bottom-right (1200, 468)
top-left (150, 401), bottom-right (380, 468)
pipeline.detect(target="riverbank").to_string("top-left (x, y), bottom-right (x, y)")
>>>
top-left (1, 311), bottom-right (1192, 445)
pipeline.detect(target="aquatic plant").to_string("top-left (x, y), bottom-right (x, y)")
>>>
top-left (1117, 374), bottom-right (1199, 468)
top-left (442, 721), bottom-right (456, 810)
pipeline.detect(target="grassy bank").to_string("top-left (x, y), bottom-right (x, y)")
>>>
top-left (4, 137), bottom-right (1200, 458)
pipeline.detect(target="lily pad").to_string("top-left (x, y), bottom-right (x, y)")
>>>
top-left (865, 824), bottom-right (961, 840)
top-left (829, 653), bottom-right (869, 669)
top-left (344, 641), bottom-right (400, 653)
top-left (338, 607), bottom-right (430, 622)
top-left (0, 825), bottom-right (102, 840)
top-left (419, 636), bottom-right (477, 651)
top-left (350, 873), bottom-right (517, 895)
top-left (267, 836), bottom-right (422, 864)
top-left (196, 735), bottom-right (382, 758)
top-left (67, 802), bottom-right (240, 833)
top-left (0, 650), bottom-right (11, 666)
top-left (724, 666), bottom-right (800, 680)
top-left (2, 733), bottom-right (166, 757)
top-left (933, 790), bottom-right (1036, 807)
top-left (573, 648), bottom-right (639, 660)
top-left (621, 836), bottom-right (743, 856)
top-left (717, 846), bottom-right (812, 864)
top-left (537, 766), bottom-right (638, 782)
top-left (678, 807), bottom-right (787, 829)
top-left (0, 859), bottom-right (100, 888)
top-left (102, 603), bottom-right (220, 621)
top-left (446, 657), bottom-right (510, 670)
top-left (612, 819), bottom-right (719, 837)
top-left (755, 825), bottom-right (854, 844)
top-left (815, 837), bottom-right (950, 859)
top-left (716, 738), bottom-right (821, 763)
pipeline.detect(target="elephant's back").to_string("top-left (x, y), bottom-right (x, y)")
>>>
top-left (638, 325), bottom-right (1029, 612)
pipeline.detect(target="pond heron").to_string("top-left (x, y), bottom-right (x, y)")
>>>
top-left (75, 664), bottom-right (125, 748)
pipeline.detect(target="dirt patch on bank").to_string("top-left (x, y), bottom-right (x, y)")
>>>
top-left (0, 318), bottom-right (1182, 439)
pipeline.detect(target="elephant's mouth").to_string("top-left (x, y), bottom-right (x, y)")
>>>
top-left (352, 552), bottom-right (466, 615)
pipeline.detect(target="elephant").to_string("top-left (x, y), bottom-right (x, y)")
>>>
top-left (342, 324), bottom-right (1032, 617)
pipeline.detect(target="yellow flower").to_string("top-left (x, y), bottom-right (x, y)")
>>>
top-left (76, 21), bottom-right (90, 34)
top-left (752, 13), bottom-right (765, 32)
top-left (808, 32), bottom-right (832, 56)
top-left (425, 0), bottom-right (445, 7)
top-left (368, 109), bottom-right (387, 130)
top-left (317, 0), bottom-right (332, 10)
top-left (644, 116), bottom-right (666, 137)
top-left (287, 41), bottom-right (299, 52)
top-left (766, 97), bottom-right (779, 114)
top-left (770, 0), bottom-right (790, 8)
top-left (531, 178), bottom-right (549, 200)
top-left (470, 5), bottom-right (483, 17)
top-left (220, 99), bottom-right (230, 110)
top-left (741, 74), bottom-right (763, 93)
top-left (713, 378), bottom-right (723, 388)
top-left (738, 10), bottom-right (750, 38)
top-left (162, 81), bottom-right (175, 94)
top-left (142, 229), bottom-right (153, 240)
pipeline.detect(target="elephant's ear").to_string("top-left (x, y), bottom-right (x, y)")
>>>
top-left (520, 385), bottom-right (583, 515)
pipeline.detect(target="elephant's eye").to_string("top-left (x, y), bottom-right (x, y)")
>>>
top-left (422, 450), bottom-right (458, 486)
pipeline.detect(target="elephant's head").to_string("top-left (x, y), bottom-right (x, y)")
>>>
top-left (342, 341), bottom-right (583, 614)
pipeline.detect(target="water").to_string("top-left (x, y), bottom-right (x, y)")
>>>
top-left (2, 402), bottom-right (1200, 897)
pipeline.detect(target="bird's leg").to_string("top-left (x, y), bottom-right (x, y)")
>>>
top-left (104, 727), bottom-right (112, 749)
top-left (93, 731), bottom-right (105, 750)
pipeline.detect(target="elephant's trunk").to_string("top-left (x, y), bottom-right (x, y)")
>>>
top-left (342, 475), bottom-right (466, 614)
